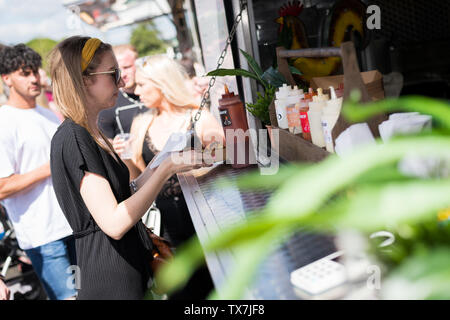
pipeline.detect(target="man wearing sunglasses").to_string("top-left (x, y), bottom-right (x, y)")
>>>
top-left (97, 44), bottom-right (147, 141)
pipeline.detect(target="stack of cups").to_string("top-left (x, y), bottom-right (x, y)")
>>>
top-left (118, 133), bottom-right (133, 159)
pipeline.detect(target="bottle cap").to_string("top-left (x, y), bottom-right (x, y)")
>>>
top-left (313, 87), bottom-right (329, 102)
top-left (275, 83), bottom-right (290, 99)
top-left (221, 85), bottom-right (235, 98)
top-left (219, 85), bottom-right (242, 106)
top-left (308, 88), bottom-right (317, 96)
top-left (294, 86), bottom-right (304, 96)
top-left (304, 93), bottom-right (313, 100)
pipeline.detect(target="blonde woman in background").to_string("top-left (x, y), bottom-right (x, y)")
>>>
top-left (113, 54), bottom-right (224, 299)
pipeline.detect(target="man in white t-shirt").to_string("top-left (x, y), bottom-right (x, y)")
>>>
top-left (0, 44), bottom-right (75, 300)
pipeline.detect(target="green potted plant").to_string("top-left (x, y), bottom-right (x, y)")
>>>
top-left (207, 49), bottom-right (302, 132)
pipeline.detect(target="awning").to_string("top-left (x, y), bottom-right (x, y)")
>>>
top-left (63, 0), bottom-right (171, 32)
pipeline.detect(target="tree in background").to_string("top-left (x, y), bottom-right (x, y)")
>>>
top-left (26, 38), bottom-right (57, 73)
top-left (167, 0), bottom-right (193, 58)
top-left (130, 21), bottom-right (167, 57)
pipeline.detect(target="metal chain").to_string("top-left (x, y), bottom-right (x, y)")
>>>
top-left (190, 0), bottom-right (247, 127)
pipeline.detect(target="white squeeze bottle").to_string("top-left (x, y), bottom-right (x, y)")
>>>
top-left (321, 86), bottom-right (343, 153)
top-left (284, 85), bottom-right (301, 134)
top-left (286, 85), bottom-right (304, 106)
top-left (292, 86), bottom-right (305, 99)
top-left (288, 85), bottom-right (305, 133)
top-left (274, 84), bottom-right (290, 129)
top-left (307, 88), bottom-right (328, 147)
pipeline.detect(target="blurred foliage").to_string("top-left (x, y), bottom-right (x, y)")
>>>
top-left (154, 93), bottom-right (450, 299)
top-left (130, 21), bottom-right (167, 57)
top-left (381, 246), bottom-right (450, 299)
top-left (26, 38), bottom-right (58, 73)
top-left (246, 84), bottom-right (275, 126)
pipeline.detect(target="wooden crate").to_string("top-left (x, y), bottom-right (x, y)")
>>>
top-left (269, 42), bottom-right (387, 163)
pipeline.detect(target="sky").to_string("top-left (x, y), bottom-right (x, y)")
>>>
top-left (0, 0), bottom-right (175, 46)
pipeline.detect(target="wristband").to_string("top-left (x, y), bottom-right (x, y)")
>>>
top-left (130, 180), bottom-right (138, 193)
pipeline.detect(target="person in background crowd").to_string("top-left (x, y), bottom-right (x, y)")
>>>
top-left (113, 54), bottom-right (224, 299)
top-left (0, 80), bottom-right (7, 105)
top-left (37, 68), bottom-right (64, 121)
top-left (98, 44), bottom-right (147, 140)
top-left (0, 205), bottom-right (9, 300)
top-left (180, 54), bottom-right (209, 105)
top-left (0, 44), bottom-right (75, 300)
top-left (0, 45), bottom-right (5, 105)
top-left (49, 36), bottom-right (207, 300)
top-left (0, 44), bottom-right (8, 105)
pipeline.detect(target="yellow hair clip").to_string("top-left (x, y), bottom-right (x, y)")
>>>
top-left (81, 38), bottom-right (102, 72)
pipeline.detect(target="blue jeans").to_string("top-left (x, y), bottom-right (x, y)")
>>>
top-left (24, 236), bottom-right (77, 300)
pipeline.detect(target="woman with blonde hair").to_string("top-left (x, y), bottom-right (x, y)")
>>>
top-left (122, 55), bottom-right (223, 172)
top-left (48, 36), bottom-right (206, 300)
top-left (113, 54), bottom-right (224, 299)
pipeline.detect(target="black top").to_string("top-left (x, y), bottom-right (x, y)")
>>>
top-left (50, 119), bottom-right (152, 300)
top-left (142, 135), bottom-right (196, 247)
top-left (141, 132), bottom-right (214, 300)
top-left (98, 91), bottom-right (147, 139)
top-left (143, 135), bottom-right (183, 199)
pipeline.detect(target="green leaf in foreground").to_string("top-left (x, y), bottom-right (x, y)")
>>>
top-left (239, 49), bottom-right (264, 79)
top-left (207, 68), bottom-right (261, 84)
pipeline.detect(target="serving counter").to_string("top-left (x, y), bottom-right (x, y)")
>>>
top-left (177, 163), bottom-right (337, 299)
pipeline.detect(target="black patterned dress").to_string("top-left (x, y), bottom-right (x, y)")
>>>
top-left (141, 128), bottom-right (214, 300)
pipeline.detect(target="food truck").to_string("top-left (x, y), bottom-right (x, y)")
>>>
top-left (8, 0), bottom-right (443, 300)
top-left (175, 0), bottom-right (450, 300)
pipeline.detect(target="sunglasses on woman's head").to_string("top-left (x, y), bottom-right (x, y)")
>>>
top-left (88, 68), bottom-right (122, 85)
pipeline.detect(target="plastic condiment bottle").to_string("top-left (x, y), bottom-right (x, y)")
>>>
top-left (292, 86), bottom-right (305, 98)
top-left (314, 87), bottom-right (329, 101)
top-left (298, 99), bottom-right (312, 141)
top-left (321, 86), bottom-right (343, 153)
top-left (307, 88), bottom-right (328, 147)
top-left (291, 86), bottom-right (305, 100)
top-left (287, 104), bottom-right (301, 134)
top-left (218, 85), bottom-right (251, 168)
top-left (286, 85), bottom-right (302, 106)
top-left (274, 84), bottom-right (290, 129)
top-left (285, 85), bottom-right (304, 133)
top-left (304, 90), bottom-right (314, 101)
